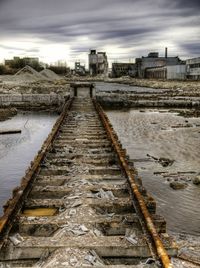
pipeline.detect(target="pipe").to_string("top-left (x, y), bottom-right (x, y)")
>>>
top-left (165, 47), bottom-right (168, 58)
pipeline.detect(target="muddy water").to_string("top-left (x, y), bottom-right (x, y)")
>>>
top-left (106, 109), bottom-right (200, 235)
top-left (95, 81), bottom-right (168, 93)
top-left (0, 112), bottom-right (57, 216)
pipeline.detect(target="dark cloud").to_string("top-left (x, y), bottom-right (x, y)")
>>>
top-left (180, 43), bottom-right (200, 55)
top-left (175, 0), bottom-right (200, 8)
top-left (0, 0), bottom-right (199, 63)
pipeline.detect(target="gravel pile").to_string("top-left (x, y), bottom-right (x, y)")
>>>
top-left (14, 65), bottom-right (48, 82)
top-left (40, 69), bottom-right (60, 80)
top-left (15, 65), bottom-right (43, 78)
top-left (0, 66), bottom-right (48, 84)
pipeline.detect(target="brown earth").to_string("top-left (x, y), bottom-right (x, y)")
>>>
top-left (0, 108), bottom-right (17, 121)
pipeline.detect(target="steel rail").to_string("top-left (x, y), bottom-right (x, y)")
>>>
top-left (93, 99), bottom-right (173, 268)
top-left (0, 97), bottom-right (74, 250)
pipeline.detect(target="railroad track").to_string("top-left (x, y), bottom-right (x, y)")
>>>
top-left (0, 96), bottom-right (177, 267)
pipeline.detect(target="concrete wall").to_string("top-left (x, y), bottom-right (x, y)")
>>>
top-left (0, 94), bottom-right (65, 109)
top-left (146, 65), bottom-right (186, 80)
top-left (166, 65), bottom-right (186, 80)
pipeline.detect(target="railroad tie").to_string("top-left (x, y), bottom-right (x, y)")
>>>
top-left (0, 97), bottom-right (177, 267)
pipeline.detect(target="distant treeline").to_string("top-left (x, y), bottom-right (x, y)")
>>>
top-left (0, 62), bottom-right (70, 75)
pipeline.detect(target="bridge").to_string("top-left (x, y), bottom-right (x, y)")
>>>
top-left (0, 83), bottom-right (177, 267)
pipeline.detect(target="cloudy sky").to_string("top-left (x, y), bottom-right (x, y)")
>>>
top-left (0, 0), bottom-right (199, 67)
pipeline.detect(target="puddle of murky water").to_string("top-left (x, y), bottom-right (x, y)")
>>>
top-left (95, 81), bottom-right (168, 93)
top-left (106, 108), bottom-right (200, 235)
top-left (0, 112), bottom-right (57, 216)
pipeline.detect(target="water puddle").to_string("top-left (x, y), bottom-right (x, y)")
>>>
top-left (0, 112), bottom-right (57, 216)
top-left (106, 108), bottom-right (200, 235)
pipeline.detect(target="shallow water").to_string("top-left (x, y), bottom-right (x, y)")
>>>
top-left (0, 112), bottom-right (57, 215)
top-left (106, 109), bottom-right (200, 235)
top-left (95, 81), bottom-right (168, 93)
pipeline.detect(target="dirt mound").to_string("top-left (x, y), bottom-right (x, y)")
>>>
top-left (40, 69), bottom-right (60, 80)
top-left (15, 65), bottom-right (44, 79)
top-left (0, 108), bottom-right (17, 121)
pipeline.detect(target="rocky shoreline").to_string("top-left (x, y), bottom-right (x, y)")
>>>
top-left (0, 108), bottom-right (17, 122)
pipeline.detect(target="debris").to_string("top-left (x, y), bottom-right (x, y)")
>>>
top-left (193, 175), bottom-right (200, 185)
top-left (84, 250), bottom-right (104, 266)
top-left (9, 233), bottom-right (24, 245)
top-left (147, 154), bottom-right (174, 167)
top-left (70, 225), bottom-right (89, 236)
top-left (69, 256), bottom-right (78, 266)
top-left (125, 230), bottom-right (138, 245)
top-left (145, 258), bottom-right (156, 264)
top-left (66, 195), bottom-right (80, 200)
top-left (93, 228), bottom-right (103, 237)
top-left (125, 235), bottom-right (138, 245)
top-left (93, 188), bottom-right (117, 200)
top-left (0, 129), bottom-right (21, 135)
top-left (69, 209), bottom-right (77, 216)
top-left (70, 200), bottom-right (83, 208)
top-left (170, 181), bottom-right (187, 190)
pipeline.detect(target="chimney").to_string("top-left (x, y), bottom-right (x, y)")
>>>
top-left (165, 47), bottom-right (168, 58)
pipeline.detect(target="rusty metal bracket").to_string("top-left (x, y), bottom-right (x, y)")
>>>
top-left (0, 98), bottom-right (74, 249)
top-left (93, 99), bottom-right (173, 268)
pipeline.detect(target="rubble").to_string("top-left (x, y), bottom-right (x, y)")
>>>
top-left (193, 175), bottom-right (200, 185)
top-left (147, 154), bottom-right (174, 167)
top-left (169, 181), bottom-right (188, 190)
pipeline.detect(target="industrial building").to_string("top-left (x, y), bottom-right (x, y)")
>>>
top-left (88, 50), bottom-right (108, 76)
top-left (136, 48), bottom-right (183, 78)
top-left (112, 63), bottom-right (136, 78)
top-left (5, 57), bottom-right (39, 67)
top-left (146, 65), bottom-right (186, 80)
top-left (74, 61), bottom-right (86, 76)
top-left (186, 57), bottom-right (200, 80)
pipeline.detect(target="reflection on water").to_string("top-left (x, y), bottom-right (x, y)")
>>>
top-left (0, 112), bottom-right (57, 216)
top-left (106, 109), bottom-right (200, 235)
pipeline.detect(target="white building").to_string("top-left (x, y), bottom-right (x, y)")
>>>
top-left (186, 57), bottom-right (200, 80)
top-left (146, 65), bottom-right (186, 80)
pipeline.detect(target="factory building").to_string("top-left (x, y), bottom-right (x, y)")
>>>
top-left (186, 57), bottom-right (200, 80)
top-left (74, 61), bottom-right (86, 76)
top-left (5, 57), bottom-right (39, 67)
top-left (112, 63), bottom-right (136, 78)
top-left (88, 50), bottom-right (108, 76)
top-left (136, 48), bottom-right (183, 78)
top-left (146, 65), bottom-right (186, 80)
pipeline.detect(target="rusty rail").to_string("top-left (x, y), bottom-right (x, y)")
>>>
top-left (93, 99), bottom-right (173, 268)
top-left (0, 98), bottom-right (74, 249)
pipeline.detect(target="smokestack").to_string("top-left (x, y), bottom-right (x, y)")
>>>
top-left (165, 47), bottom-right (168, 58)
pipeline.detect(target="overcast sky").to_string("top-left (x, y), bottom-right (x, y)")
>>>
top-left (0, 0), bottom-right (199, 67)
